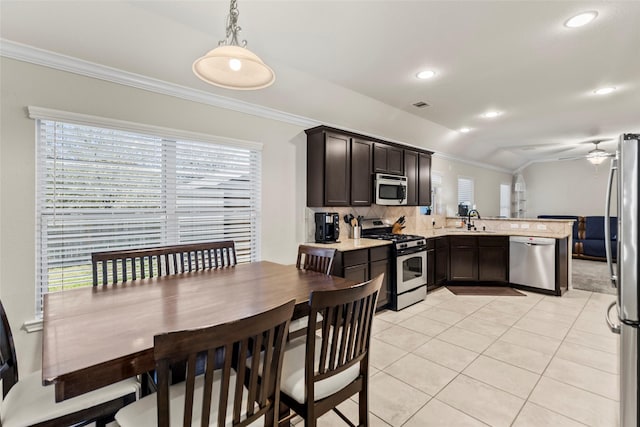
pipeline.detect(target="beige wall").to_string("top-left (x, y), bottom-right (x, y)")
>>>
top-left (521, 159), bottom-right (615, 218)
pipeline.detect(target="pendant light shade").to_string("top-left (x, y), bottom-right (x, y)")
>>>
top-left (193, 0), bottom-right (275, 90)
top-left (193, 45), bottom-right (275, 90)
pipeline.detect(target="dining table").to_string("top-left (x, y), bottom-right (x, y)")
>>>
top-left (42, 260), bottom-right (358, 402)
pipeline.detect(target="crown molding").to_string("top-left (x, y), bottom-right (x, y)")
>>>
top-left (1, 39), bottom-right (317, 128)
top-left (2, 38), bottom-right (517, 173)
top-left (433, 151), bottom-right (513, 174)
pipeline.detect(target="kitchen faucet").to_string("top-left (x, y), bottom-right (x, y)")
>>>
top-left (467, 209), bottom-right (481, 230)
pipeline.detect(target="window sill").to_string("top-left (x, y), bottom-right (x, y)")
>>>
top-left (23, 318), bottom-right (43, 333)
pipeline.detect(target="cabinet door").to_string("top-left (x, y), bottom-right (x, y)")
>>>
top-left (373, 143), bottom-right (404, 175)
top-left (351, 138), bottom-right (372, 206)
top-left (435, 249), bottom-right (448, 284)
top-left (404, 150), bottom-right (419, 206)
top-left (344, 264), bottom-right (369, 283)
top-left (450, 236), bottom-right (478, 281)
top-left (449, 246), bottom-right (478, 281)
top-left (418, 153), bottom-right (432, 206)
top-left (387, 146), bottom-right (404, 175)
top-left (478, 246), bottom-right (508, 282)
top-left (426, 248), bottom-right (436, 288)
top-left (370, 259), bottom-right (390, 309)
top-left (478, 236), bottom-right (509, 282)
top-left (324, 133), bottom-right (350, 206)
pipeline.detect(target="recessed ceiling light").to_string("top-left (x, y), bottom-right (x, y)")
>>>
top-left (482, 111), bottom-right (502, 118)
top-left (416, 70), bottom-right (436, 80)
top-left (459, 127), bottom-right (471, 133)
top-left (594, 86), bottom-right (617, 95)
top-left (565, 11), bottom-right (598, 28)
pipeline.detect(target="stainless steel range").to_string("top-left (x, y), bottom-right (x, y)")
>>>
top-left (361, 218), bottom-right (427, 311)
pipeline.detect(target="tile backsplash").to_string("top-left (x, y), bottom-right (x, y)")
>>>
top-left (305, 206), bottom-right (444, 241)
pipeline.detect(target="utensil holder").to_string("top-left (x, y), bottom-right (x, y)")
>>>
top-left (353, 226), bottom-right (362, 240)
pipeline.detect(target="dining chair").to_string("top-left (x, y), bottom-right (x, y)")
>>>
top-left (92, 240), bottom-right (237, 286)
top-left (289, 245), bottom-right (337, 339)
top-left (296, 245), bottom-right (336, 274)
top-left (279, 274), bottom-right (383, 427)
top-left (0, 299), bottom-right (139, 427)
top-left (115, 299), bottom-right (295, 427)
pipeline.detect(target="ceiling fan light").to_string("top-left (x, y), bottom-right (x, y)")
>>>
top-left (587, 147), bottom-right (608, 164)
top-left (587, 155), bottom-right (607, 165)
top-left (193, 45), bottom-right (275, 90)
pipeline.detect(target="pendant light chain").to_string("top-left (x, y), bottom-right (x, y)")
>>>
top-left (220, 0), bottom-right (247, 48)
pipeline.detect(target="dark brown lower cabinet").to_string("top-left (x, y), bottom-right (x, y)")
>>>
top-left (426, 236), bottom-right (449, 290)
top-left (448, 235), bottom-right (508, 283)
top-left (478, 237), bottom-right (509, 282)
top-left (333, 245), bottom-right (391, 309)
top-left (449, 236), bottom-right (478, 281)
top-left (435, 236), bottom-right (449, 285)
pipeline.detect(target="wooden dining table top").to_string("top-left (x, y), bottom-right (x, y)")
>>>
top-left (42, 261), bottom-right (358, 402)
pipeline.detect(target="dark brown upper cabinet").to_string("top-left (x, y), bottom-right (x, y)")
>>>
top-left (404, 150), bottom-right (432, 206)
top-left (305, 126), bottom-right (431, 207)
top-left (373, 143), bottom-right (403, 175)
top-left (306, 129), bottom-right (372, 207)
top-left (350, 138), bottom-right (373, 206)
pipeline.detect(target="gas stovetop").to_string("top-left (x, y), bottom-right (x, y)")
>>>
top-left (360, 218), bottom-right (427, 250)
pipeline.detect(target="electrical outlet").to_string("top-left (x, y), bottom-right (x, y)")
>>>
top-left (537, 224), bottom-right (547, 230)
top-left (521, 223), bottom-right (530, 229)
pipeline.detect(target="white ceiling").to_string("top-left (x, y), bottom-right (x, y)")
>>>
top-left (2, 1), bottom-right (639, 171)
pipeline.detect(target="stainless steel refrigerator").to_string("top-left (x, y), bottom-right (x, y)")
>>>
top-left (605, 133), bottom-right (640, 427)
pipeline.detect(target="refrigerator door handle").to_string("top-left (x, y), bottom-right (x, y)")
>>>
top-left (605, 301), bottom-right (621, 334)
top-left (605, 157), bottom-right (617, 288)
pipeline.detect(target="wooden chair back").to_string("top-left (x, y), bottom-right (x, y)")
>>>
top-left (296, 245), bottom-right (336, 275)
top-left (92, 241), bottom-right (237, 286)
top-left (0, 299), bottom-right (19, 398)
top-left (305, 274), bottom-right (382, 387)
top-left (154, 300), bottom-right (295, 427)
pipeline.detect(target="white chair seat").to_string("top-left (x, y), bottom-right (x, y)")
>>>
top-left (0, 370), bottom-right (139, 427)
top-left (288, 313), bottom-right (323, 333)
top-left (280, 336), bottom-right (360, 404)
top-left (115, 369), bottom-right (263, 427)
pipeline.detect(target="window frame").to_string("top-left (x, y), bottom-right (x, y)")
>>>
top-left (29, 107), bottom-right (262, 319)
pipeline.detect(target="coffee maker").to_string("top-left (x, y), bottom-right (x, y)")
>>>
top-left (315, 212), bottom-right (340, 243)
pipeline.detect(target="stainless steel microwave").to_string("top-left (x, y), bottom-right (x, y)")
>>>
top-left (375, 173), bottom-right (407, 205)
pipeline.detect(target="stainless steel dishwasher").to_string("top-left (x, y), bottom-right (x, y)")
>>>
top-left (509, 236), bottom-right (556, 290)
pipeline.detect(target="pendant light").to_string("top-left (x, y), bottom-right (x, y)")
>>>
top-left (586, 142), bottom-right (608, 165)
top-left (193, 0), bottom-right (275, 90)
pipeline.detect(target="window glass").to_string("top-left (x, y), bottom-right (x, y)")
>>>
top-left (35, 118), bottom-right (261, 317)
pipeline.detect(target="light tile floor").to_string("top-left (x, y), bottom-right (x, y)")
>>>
top-left (302, 287), bottom-right (619, 427)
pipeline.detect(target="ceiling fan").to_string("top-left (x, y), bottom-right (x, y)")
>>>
top-left (557, 139), bottom-right (614, 164)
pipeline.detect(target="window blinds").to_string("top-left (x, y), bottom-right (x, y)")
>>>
top-left (457, 177), bottom-right (474, 207)
top-left (35, 118), bottom-right (261, 317)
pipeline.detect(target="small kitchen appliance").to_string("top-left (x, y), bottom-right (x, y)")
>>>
top-left (605, 133), bottom-right (640, 426)
top-left (361, 218), bottom-right (427, 310)
top-left (375, 174), bottom-right (408, 206)
top-left (315, 212), bottom-right (340, 243)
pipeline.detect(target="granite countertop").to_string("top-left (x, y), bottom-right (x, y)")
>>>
top-left (428, 228), bottom-right (570, 239)
top-left (303, 238), bottom-right (393, 251)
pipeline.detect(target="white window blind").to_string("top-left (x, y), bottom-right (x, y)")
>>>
top-left (35, 117), bottom-right (261, 318)
top-left (499, 183), bottom-right (511, 217)
top-left (457, 176), bottom-right (474, 207)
